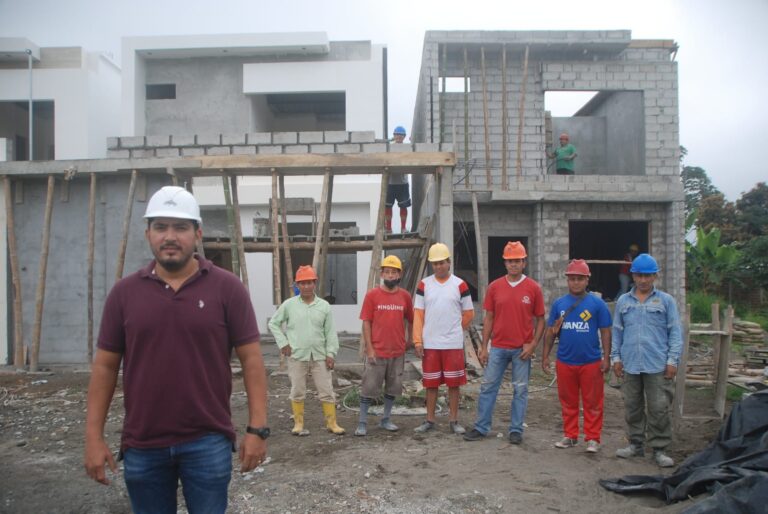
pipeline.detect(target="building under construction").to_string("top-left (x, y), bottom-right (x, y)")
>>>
top-left (0, 30), bottom-right (685, 367)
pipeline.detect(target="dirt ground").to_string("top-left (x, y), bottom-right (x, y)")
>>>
top-left (0, 342), bottom-right (725, 514)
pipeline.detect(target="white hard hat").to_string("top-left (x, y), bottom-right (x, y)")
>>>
top-left (144, 186), bottom-right (202, 223)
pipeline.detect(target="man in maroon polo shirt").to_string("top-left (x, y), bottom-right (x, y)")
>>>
top-left (84, 186), bottom-right (269, 514)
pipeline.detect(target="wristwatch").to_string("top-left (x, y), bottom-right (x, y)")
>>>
top-left (246, 426), bottom-right (270, 440)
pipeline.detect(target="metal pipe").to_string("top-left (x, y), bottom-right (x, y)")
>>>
top-left (26, 49), bottom-right (33, 161)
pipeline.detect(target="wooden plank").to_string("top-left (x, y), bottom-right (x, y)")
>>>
top-left (86, 173), bottom-right (96, 363)
top-left (204, 238), bottom-right (426, 252)
top-left (501, 44), bottom-right (508, 191)
top-left (30, 175), bottom-right (55, 372)
top-left (711, 304), bottom-right (721, 384)
top-left (714, 305), bottom-right (734, 418)
top-left (367, 169), bottom-right (391, 291)
top-left (673, 304), bottom-right (691, 428)
top-left (318, 173), bottom-right (334, 298)
top-left (4, 177), bottom-right (24, 368)
top-left (471, 193), bottom-right (487, 316)
top-left (278, 174), bottom-right (294, 299)
top-left (515, 45), bottom-right (529, 179)
top-left (463, 46), bottom-right (470, 189)
top-left (186, 180), bottom-right (205, 258)
top-left (222, 174), bottom-right (240, 278)
top-left (312, 171), bottom-right (331, 274)
top-left (689, 330), bottom-right (729, 336)
top-left (271, 172), bottom-right (282, 305)
top-left (114, 169), bottom-right (138, 281)
top-left (440, 43), bottom-right (447, 143)
top-left (230, 175), bottom-right (249, 292)
top-left (480, 46), bottom-right (492, 188)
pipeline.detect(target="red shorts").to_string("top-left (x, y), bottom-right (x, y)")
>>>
top-left (422, 348), bottom-right (467, 388)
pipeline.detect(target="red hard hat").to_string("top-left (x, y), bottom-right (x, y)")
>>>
top-left (565, 259), bottom-right (590, 276)
top-left (295, 265), bottom-right (318, 282)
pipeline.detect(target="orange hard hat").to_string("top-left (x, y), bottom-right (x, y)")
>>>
top-left (502, 241), bottom-right (527, 259)
top-left (295, 265), bottom-right (318, 282)
top-left (559, 133), bottom-right (569, 140)
top-left (565, 259), bottom-right (591, 276)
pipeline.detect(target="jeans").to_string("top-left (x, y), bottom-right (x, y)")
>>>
top-left (621, 372), bottom-right (674, 450)
top-left (473, 347), bottom-right (531, 435)
top-left (123, 433), bottom-right (233, 514)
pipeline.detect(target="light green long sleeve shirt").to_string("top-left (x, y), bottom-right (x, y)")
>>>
top-left (268, 295), bottom-right (339, 361)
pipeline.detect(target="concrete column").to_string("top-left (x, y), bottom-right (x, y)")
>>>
top-left (438, 167), bottom-right (454, 252)
top-left (0, 176), bottom-right (7, 364)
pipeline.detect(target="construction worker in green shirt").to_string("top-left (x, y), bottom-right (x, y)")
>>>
top-left (268, 265), bottom-right (345, 436)
top-left (549, 132), bottom-right (578, 175)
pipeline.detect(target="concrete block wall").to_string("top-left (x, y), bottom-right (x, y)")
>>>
top-left (413, 31), bottom-right (679, 187)
top-left (541, 59), bottom-right (679, 176)
top-left (107, 131), bottom-right (452, 158)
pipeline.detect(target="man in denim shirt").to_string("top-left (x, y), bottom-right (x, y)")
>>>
top-left (611, 253), bottom-right (682, 467)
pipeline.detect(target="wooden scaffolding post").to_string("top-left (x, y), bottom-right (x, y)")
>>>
top-left (711, 303), bottom-right (722, 383)
top-left (481, 47), bottom-right (492, 188)
top-left (318, 173), bottom-right (334, 298)
top-left (4, 177), bottom-right (24, 368)
top-left (222, 173), bottom-right (240, 279)
top-left (440, 44), bottom-right (447, 143)
top-left (501, 44), bottom-right (509, 191)
top-left (270, 171), bottom-right (282, 305)
top-left (714, 305), bottom-right (734, 418)
top-left (463, 46), bottom-right (470, 188)
top-left (516, 45), bottom-right (530, 179)
top-left (229, 175), bottom-right (249, 291)
top-left (312, 170), bottom-right (332, 280)
top-left (30, 175), bottom-right (55, 372)
top-left (115, 169), bottom-right (137, 281)
top-left (86, 173), bottom-right (97, 362)
top-left (278, 174), bottom-right (294, 297)
top-left (471, 193), bottom-right (487, 315)
top-left (183, 178), bottom-right (205, 259)
top-left (673, 304), bottom-right (691, 427)
top-left (367, 168), bottom-right (391, 292)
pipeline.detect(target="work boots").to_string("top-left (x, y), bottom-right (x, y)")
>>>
top-left (291, 400), bottom-right (309, 436)
top-left (322, 402), bottom-right (346, 435)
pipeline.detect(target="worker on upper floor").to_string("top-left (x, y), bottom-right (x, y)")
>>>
top-left (386, 126), bottom-right (412, 233)
top-left (549, 132), bottom-right (578, 175)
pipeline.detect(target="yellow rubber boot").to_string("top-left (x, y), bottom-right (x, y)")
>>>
top-left (291, 401), bottom-right (308, 436)
top-left (322, 402), bottom-right (345, 435)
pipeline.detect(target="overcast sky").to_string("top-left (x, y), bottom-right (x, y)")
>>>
top-left (1, 0), bottom-right (765, 200)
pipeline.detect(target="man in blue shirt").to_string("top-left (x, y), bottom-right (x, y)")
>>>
top-left (542, 259), bottom-right (611, 453)
top-left (611, 253), bottom-right (682, 467)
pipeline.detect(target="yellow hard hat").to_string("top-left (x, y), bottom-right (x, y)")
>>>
top-left (427, 243), bottom-right (451, 262)
top-left (381, 255), bottom-right (402, 270)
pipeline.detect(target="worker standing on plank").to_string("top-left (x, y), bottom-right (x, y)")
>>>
top-left (269, 265), bottom-right (345, 436)
top-left (412, 243), bottom-right (474, 434)
top-left (548, 132), bottom-right (578, 175)
top-left (385, 126), bottom-right (412, 233)
top-left (84, 186), bottom-right (268, 514)
top-left (611, 253), bottom-right (682, 467)
top-left (463, 241), bottom-right (545, 445)
top-left (541, 259), bottom-right (612, 453)
top-left (355, 255), bottom-right (414, 436)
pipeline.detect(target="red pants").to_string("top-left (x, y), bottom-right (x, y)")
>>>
top-left (556, 360), bottom-right (604, 442)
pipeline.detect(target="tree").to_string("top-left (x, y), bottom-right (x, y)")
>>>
top-left (686, 227), bottom-right (741, 294)
top-left (681, 166), bottom-right (721, 230)
top-left (697, 193), bottom-right (740, 244)
top-left (735, 182), bottom-right (768, 238)
top-left (734, 235), bottom-right (768, 292)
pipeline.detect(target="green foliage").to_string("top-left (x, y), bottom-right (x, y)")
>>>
top-left (740, 310), bottom-right (768, 332)
top-left (688, 290), bottom-right (722, 323)
top-left (681, 165), bottom-right (721, 231)
top-left (735, 182), bottom-right (768, 238)
top-left (733, 235), bottom-right (768, 292)
top-left (697, 194), bottom-right (740, 244)
top-left (726, 386), bottom-right (745, 402)
top-left (686, 227), bottom-right (741, 294)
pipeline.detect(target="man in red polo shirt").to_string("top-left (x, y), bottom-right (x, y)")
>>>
top-left (355, 255), bottom-right (414, 436)
top-left (84, 186), bottom-right (268, 514)
top-left (463, 241), bottom-right (545, 444)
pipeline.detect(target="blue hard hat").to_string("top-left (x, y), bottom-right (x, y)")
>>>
top-left (630, 253), bottom-right (659, 274)
top-left (393, 126), bottom-right (406, 135)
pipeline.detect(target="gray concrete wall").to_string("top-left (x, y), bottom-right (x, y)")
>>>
top-left (589, 91), bottom-right (644, 174)
top-left (551, 117), bottom-right (607, 175)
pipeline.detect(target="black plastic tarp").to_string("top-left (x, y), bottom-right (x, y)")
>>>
top-left (599, 389), bottom-right (768, 513)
